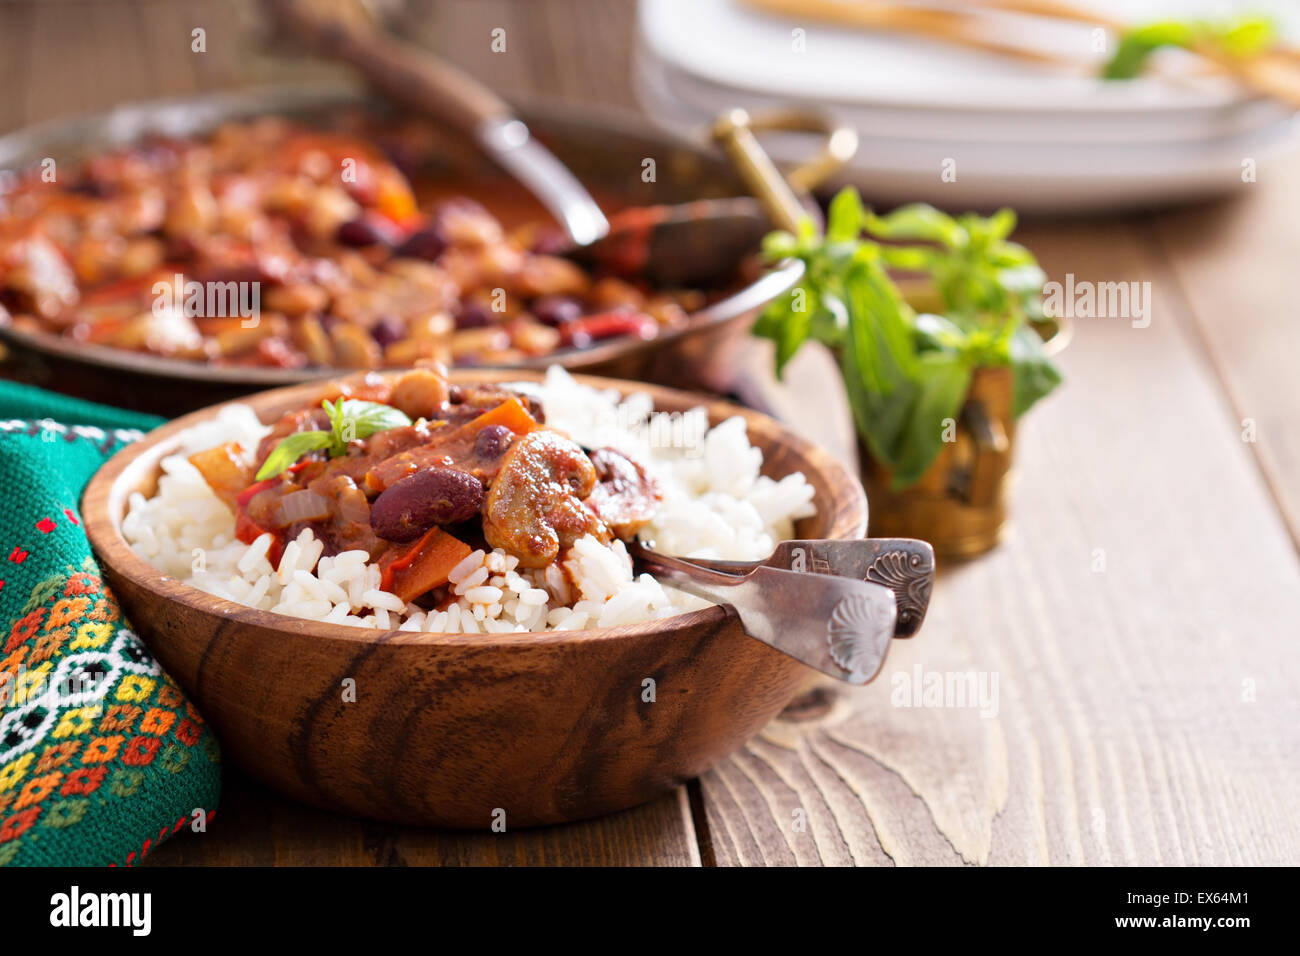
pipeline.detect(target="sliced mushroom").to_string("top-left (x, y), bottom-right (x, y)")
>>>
top-left (482, 430), bottom-right (608, 567)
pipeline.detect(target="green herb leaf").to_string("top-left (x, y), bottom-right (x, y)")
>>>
top-left (333, 399), bottom-right (412, 441)
top-left (322, 397), bottom-right (345, 438)
top-left (755, 290), bottom-right (813, 378)
top-left (1103, 16), bottom-right (1275, 80)
top-left (252, 398), bottom-right (412, 482)
top-left (889, 352), bottom-right (973, 489)
top-left (1009, 324), bottom-right (1064, 417)
top-left (877, 244), bottom-right (937, 274)
top-left (838, 257), bottom-right (919, 466)
top-left (826, 187), bottom-right (867, 242)
top-left (254, 429), bottom-right (335, 481)
top-left (316, 398), bottom-right (412, 456)
top-left (913, 312), bottom-right (969, 351)
top-left (864, 203), bottom-right (966, 247)
top-left (753, 186), bottom-right (1065, 489)
top-left (761, 230), bottom-right (800, 261)
top-left (1218, 16), bottom-right (1276, 57)
top-left (1104, 21), bottom-right (1195, 79)
top-left (982, 207), bottom-right (1018, 242)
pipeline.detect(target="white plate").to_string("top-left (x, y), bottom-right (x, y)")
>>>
top-left (635, 48), bottom-right (1300, 211)
top-left (639, 0), bottom-right (1299, 116)
top-left (635, 0), bottom-right (1300, 211)
top-left (644, 51), bottom-right (1295, 145)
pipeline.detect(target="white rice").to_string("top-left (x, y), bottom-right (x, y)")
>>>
top-left (122, 367), bottom-right (816, 633)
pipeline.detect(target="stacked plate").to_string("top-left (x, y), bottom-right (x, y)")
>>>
top-left (635, 0), bottom-right (1300, 211)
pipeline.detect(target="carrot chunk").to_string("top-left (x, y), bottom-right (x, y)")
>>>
top-left (453, 397), bottom-right (539, 440)
top-left (378, 527), bottom-right (473, 604)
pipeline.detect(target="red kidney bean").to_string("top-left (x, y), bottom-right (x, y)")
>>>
top-left (473, 424), bottom-right (515, 461)
top-left (67, 178), bottom-right (113, 199)
top-left (336, 216), bottom-right (394, 247)
top-left (532, 294), bottom-right (583, 327)
top-left (559, 309), bottom-right (658, 347)
top-left (393, 225), bottom-right (448, 262)
top-left (454, 302), bottom-right (496, 329)
top-left (370, 315), bottom-right (406, 347)
top-left (369, 466), bottom-right (485, 542)
top-left (529, 226), bottom-right (570, 256)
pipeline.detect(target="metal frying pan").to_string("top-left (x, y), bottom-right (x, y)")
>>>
top-left (0, 84), bottom-right (848, 414)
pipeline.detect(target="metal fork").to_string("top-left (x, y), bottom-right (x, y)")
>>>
top-left (630, 541), bottom-right (914, 685)
top-left (673, 538), bottom-right (935, 638)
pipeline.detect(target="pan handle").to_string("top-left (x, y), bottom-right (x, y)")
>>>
top-left (264, 0), bottom-right (610, 244)
top-left (711, 109), bottom-right (858, 233)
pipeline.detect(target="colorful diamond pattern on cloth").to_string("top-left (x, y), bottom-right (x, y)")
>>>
top-left (0, 386), bottom-right (221, 866)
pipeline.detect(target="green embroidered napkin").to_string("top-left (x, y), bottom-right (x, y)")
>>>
top-left (0, 380), bottom-right (221, 866)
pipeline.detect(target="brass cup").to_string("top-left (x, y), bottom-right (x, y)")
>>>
top-left (863, 293), bottom-right (1071, 559)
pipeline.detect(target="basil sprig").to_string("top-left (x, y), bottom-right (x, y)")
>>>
top-left (753, 187), bottom-right (1062, 490)
top-left (254, 399), bottom-right (412, 481)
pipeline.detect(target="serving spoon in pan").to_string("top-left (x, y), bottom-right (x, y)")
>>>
top-left (630, 537), bottom-right (934, 684)
top-left (263, 0), bottom-right (857, 285)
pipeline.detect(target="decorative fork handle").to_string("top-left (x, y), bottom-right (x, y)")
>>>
top-left (630, 544), bottom-right (898, 684)
top-left (679, 538), bottom-right (935, 638)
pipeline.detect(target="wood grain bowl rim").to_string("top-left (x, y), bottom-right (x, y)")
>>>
top-left (81, 370), bottom-right (868, 652)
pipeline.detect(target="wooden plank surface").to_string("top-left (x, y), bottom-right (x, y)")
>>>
top-left (2, 0), bottom-right (1298, 867)
top-left (144, 770), bottom-right (701, 866)
top-left (1149, 190), bottom-right (1300, 549)
top-left (696, 218), bottom-right (1300, 866)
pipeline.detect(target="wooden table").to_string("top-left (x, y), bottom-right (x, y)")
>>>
top-left (1, 0), bottom-right (1296, 866)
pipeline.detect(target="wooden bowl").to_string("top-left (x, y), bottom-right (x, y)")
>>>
top-left (81, 371), bottom-right (867, 828)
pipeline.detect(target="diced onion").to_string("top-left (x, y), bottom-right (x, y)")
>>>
top-left (273, 489), bottom-right (331, 527)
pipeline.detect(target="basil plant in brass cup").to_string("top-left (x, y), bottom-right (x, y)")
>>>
top-left (754, 188), bottom-right (1067, 558)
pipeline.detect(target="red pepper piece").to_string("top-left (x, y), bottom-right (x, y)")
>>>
top-left (560, 309), bottom-right (659, 348)
top-left (231, 462), bottom-right (311, 558)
